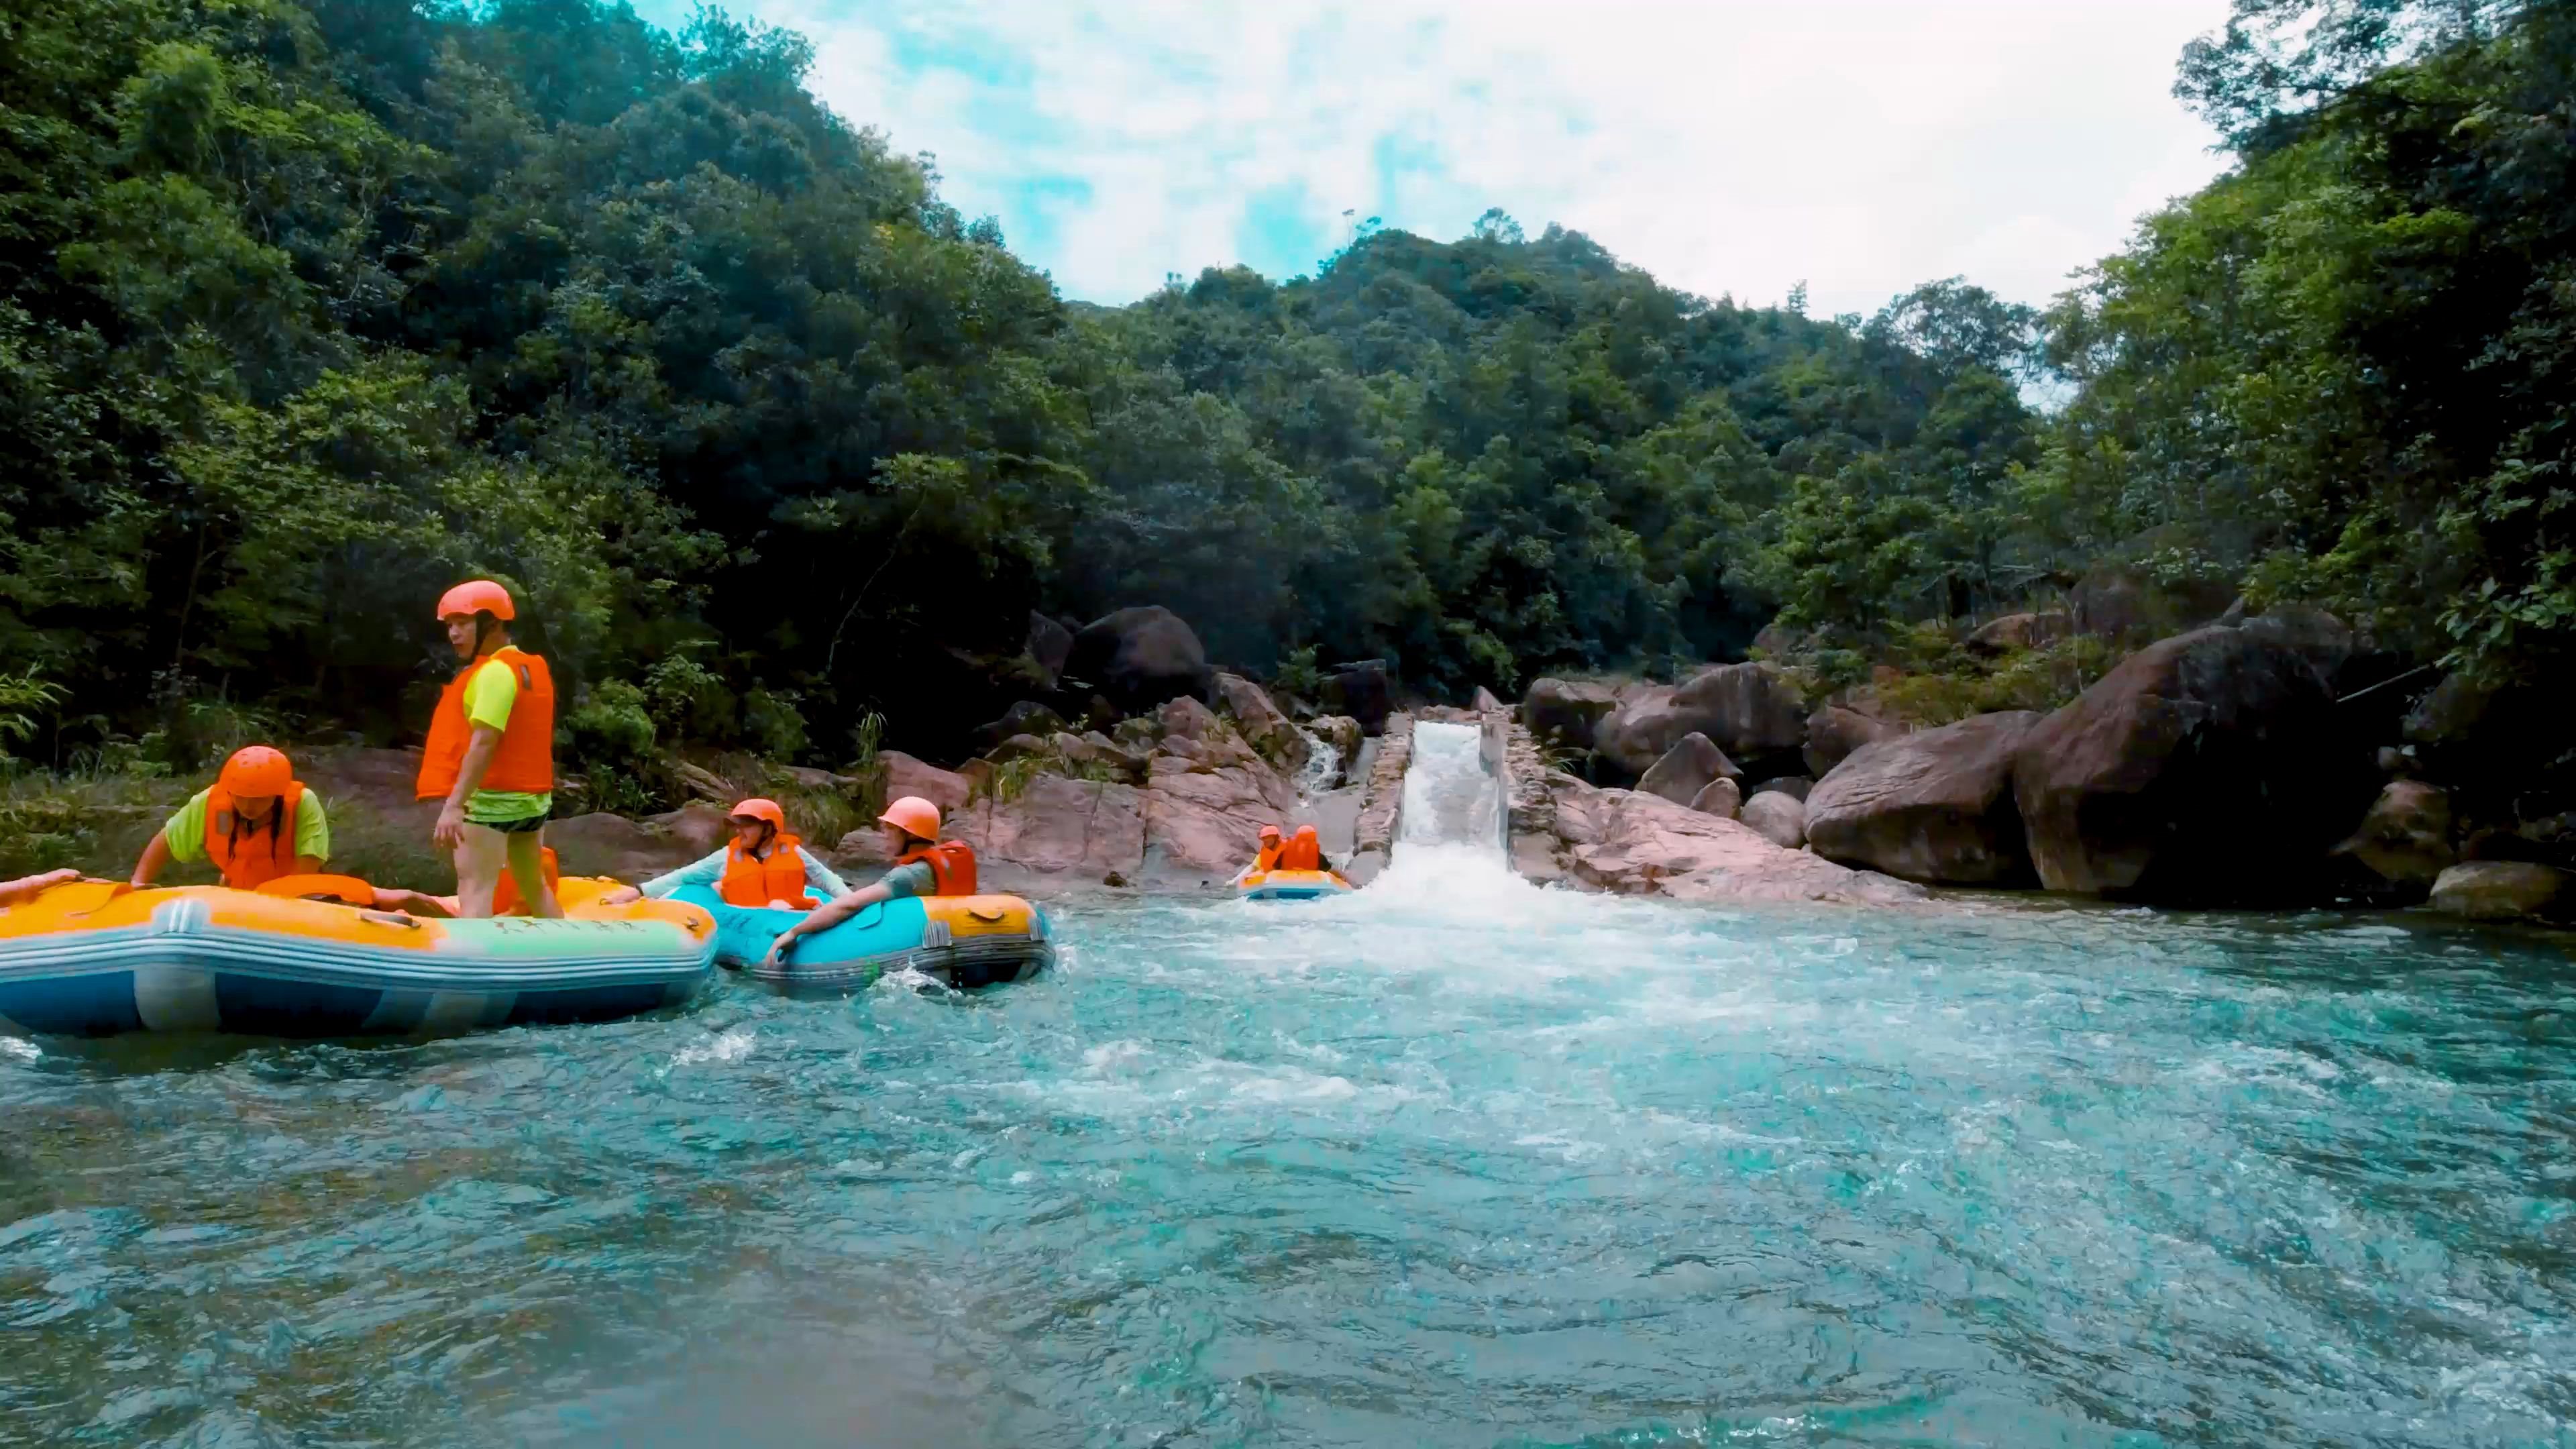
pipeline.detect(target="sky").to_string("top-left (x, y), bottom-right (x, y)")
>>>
top-left (632, 0), bottom-right (2239, 317)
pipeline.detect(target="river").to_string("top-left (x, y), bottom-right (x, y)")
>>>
top-left (3, 729), bottom-right (2571, 1446)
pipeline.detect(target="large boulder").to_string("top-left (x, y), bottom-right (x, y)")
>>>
top-left (2334, 780), bottom-right (2455, 892)
top-left (1026, 610), bottom-right (1075, 684)
top-left (1521, 678), bottom-right (1625, 754)
top-left (2238, 605), bottom-right (2356, 690)
top-left (1804, 706), bottom-right (1895, 779)
top-left (1807, 711), bottom-right (2041, 885)
top-left (949, 775), bottom-right (1147, 882)
top-left (1597, 665), bottom-right (1805, 780)
top-left (877, 750), bottom-right (972, 818)
top-left (1671, 662), bottom-right (1809, 765)
top-left (1689, 777), bottom-right (1743, 820)
top-left (1471, 686), bottom-right (1506, 714)
top-left (2427, 862), bottom-right (2572, 922)
top-left (1321, 659), bottom-right (1393, 736)
top-left (1551, 783), bottom-right (1921, 906)
top-left (1064, 606), bottom-right (1210, 714)
top-left (974, 700), bottom-right (1066, 750)
top-left (547, 812), bottom-right (701, 880)
top-left (1739, 791), bottom-right (1807, 849)
top-left (1212, 672), bottom-right (1309, 773)
top-left (1966, 612), bottom-right (2072, 657)
top-left (2068, 564), bottom-right (2236, 644)
top-left (2012, 627), bottom-right (2369, 902)
top-left (1750, 775), bottom-right (1814, 803)
top-left (1635, 732), bottom-right (1741, 808)
top-left (645, 800), bottom-right (733, 859)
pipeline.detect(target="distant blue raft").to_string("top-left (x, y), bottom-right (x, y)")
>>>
top-left (672, 885), bottom-right (1055, 992)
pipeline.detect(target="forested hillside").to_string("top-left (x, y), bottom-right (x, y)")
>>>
top-left (1, 0), bottom-right (2565, 791)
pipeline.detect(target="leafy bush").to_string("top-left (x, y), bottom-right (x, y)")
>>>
top-left (743, 686), bottom-right (808, 762)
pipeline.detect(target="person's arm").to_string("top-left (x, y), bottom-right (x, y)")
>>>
top-left (294, 793), bottom-right (330, 877)
top-left (368, 888), bottom-right (456, 918)
top-left (0, 869), bottom-right (79, 908)
top-left (762, 863), bottom-right (928, 964)
top-left (602, 848), bottom-right (727, 905)
top-left (433, 724), bottom-right (504, 849)
top-left (130, 830), bottom-right (174, 889)
top-left (799, 846), bottom-right (851, 898)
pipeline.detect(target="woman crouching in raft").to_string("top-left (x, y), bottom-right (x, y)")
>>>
top-left (600, 798), bottom-right (849, 910)
top-left (761, 796), bottom-right (974, 968)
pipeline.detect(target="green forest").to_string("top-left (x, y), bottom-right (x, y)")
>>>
top-left (2, 0), bottom-right (2568, 793)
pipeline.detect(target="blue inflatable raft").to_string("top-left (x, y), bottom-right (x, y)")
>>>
top-left (672, 885), bottom-right (1055, 992)
top-left (0, 878), bottom-right (716, 1039)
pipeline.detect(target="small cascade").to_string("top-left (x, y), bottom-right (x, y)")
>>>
top-left (1293, 726), bottom-right (1342, 796)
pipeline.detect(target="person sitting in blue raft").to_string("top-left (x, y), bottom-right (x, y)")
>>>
top-left (600, 797), bottom-right (848, 910)
top-left (763, 795), bottom-right (975, 967)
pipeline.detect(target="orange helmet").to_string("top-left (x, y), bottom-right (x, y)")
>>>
top-left (1293, 824), bottom-right (1319, 841)
top-left (728, 798), bottom-right (787, 830)
top-left (435, 579), bottom-right (515, 621)
top-left (1258, 824), bottom-right (1281, 841)
top-left (218, 745), bottom-right (294, 798)
top-left (878, 795), bottom-right (941, 842)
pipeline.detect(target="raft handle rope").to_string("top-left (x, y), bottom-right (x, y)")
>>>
top-left (358, 910), bottom-right (423, 930)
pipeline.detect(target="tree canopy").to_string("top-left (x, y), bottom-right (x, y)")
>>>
top-left (1, 0), bottom-right (2563, 786)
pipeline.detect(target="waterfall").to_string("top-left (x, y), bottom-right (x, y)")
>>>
top-left (1395, 722), bottom-right (1503, 859)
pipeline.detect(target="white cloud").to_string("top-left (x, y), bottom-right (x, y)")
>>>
top-left (720, 0), bottom-right (2237, 314)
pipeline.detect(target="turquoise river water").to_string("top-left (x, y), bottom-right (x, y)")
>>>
top-left (5, 841), bottom-right (2575, 1446)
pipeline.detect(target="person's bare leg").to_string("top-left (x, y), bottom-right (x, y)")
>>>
top-left (505, 830), bottom-right (562, 918)
top-left (453, 822), bottom-right (504, 918)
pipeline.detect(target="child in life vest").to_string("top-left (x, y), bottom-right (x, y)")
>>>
top-left (599, 798), bottom-right (848, 909)
top-left (761, 796), bottom-right (975, 966)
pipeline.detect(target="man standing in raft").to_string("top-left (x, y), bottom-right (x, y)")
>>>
top-left (417, 580), bottom-right (561, 918)
top-left (600, 797), bottom-right (849, 910)
top-left (129, 745), bottom-right (329, 890)
top-left (761, 795), bottom-right (973, 966)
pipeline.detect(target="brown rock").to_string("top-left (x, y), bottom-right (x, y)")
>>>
top-left (2334, 780), bottom-right (2455, 889)
top-left (951, 775), bottom-right (1147, 879)
top-left (1308, 715), bottom-right (1362, 775)
top-left (1471, 686), bottom-right (1506, 714)
top-left (1689, 777), bottom-right (1743, 820)
top-left (548, 812), bottom-right (702, 879)
top-left (1144, 761), bottom-right (1301, 877)
top-left (1321, 659), bottom-right (1393, 735)
top-left (646, 800), bottom-right (734, 858)
top-left (985, 733), bottom-right (1055, 765)
top-left (1026, 610), bottom-right (1075, 682)
top-left (1672, 662), bottom-right (1809, 761)
top-left (1065, 605), bottom-right (1210, 714)
top-left (1807, 711), bottom-right (2041, 885)
top-left (1212, 672), bottom-right (1309, 772)
top-left (2012, 626), bottom-right (2364, 902)
top-left (1521, 678), bottom-right (1627, 753)
top-left (1558, 784), bottom-right (1920, 906)
top-left (1739, 790), bottom-right (1807, 849)
top-left (2427, 862), bottom-right (2572, 922)
top-left (1966, 612), bottom-right (2072, 656)
top-left (2069, 565), bottom-right (2236, 643)
top-left (1637, 732), bottom-right (1741, 808)
top-left (1750, 776), bottom-right (1814, 803)
top-left (1804, 706), bottom-right (1895, 779)
top-left (2239, 605), bottom-right (2355, 687)
top-left (975, 700), bottom-right (1066, 749)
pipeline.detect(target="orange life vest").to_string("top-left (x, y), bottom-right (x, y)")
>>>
top-left (490, 846), bottom-right (561, 916)
top-left (718, 834), bottom-right (816, 909)
top-left (203, 782), bottom-right (305, 890)
top-left (894, 840), bottom-right (978, 897)
top-left (1279, 832), bottom-right (1322, 871)
top-left (417, 646), bottom-right (555, 800)
top-left (1251, 841), bottom-right (1283, 874)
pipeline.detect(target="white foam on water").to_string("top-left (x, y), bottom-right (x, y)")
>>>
top-left (0, 1035), bottom-right (36, 1063)
top-left (667, 1026), bottom-right (756, 1070)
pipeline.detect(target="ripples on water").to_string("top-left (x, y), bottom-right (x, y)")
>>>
top-left (5, 849), bottom-right (2575, 1448)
